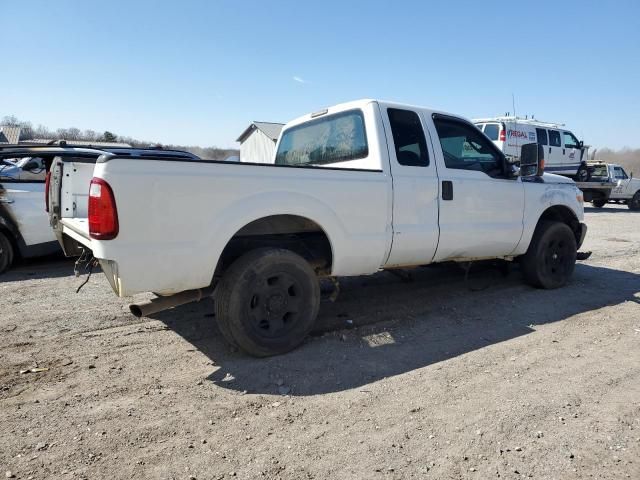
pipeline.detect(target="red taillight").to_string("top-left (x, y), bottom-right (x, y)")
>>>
top-left (45, 171), bottom-right (51, 212)
top-left (499, 126), bottom-right (506, 142)
top-left (88, 178), bottom-right (118, 240)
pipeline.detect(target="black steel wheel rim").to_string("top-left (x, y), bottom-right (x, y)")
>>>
top-left (246, 271), bottom-right (304, 339)
top-left (542, 238), bottom-right (571, 280)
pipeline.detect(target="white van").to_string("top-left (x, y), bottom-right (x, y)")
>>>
top-left (473, 117), bottom-right (589, 181)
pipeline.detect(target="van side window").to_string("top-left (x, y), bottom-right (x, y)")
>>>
top-left (548, 130), bottom-right (561, 147)
top-left (433, 117), bottom-right (504, 177)
top-left (483, 124), bottom-right (499, 141)
top-left (387, 108), bottom-right (429, 167)
top-left (535, 128), bottom-right (548, 146)
top-left (563, 132), bottom-right (579, 149)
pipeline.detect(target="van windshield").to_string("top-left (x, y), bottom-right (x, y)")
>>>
top-left (275, 110), bottom-right (368, 166)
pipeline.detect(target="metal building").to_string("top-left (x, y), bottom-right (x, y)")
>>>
top-left (236, 122), bottom-right (283, 164)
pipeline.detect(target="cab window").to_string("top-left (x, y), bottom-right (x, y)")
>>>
top-left (483, 123), bottom-right (499, 141)
top-left (387, 108), bottom-right (429, 167)
top-left (433, 116), bottom-right (504, 177)
top-left (614, 167), bottom-right (628, 179)
top-left (548, 130), bottom-right (561, 147)
top-left (535, 128), bottom-right (548, 146)
top-left (563, 131), bottom-right (580, 149)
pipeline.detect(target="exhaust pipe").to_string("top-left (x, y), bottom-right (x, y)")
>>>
top-left (129, 286), bottom-right (215, 318)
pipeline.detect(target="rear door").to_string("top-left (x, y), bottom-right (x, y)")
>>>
top-left (547, 129), bottom-right (565, 172)
top-left (382, 106), bottom-right (440, 266)
top-left (428, 114), bottom-right (524, 261)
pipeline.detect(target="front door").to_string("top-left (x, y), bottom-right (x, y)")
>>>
top-left (382, 106), bottom-right (440, 267)
top-left (562, 131), bottom-right (582, 176)
top-left (610, 166), bottom-right (630, 199)
top-left (427, 115), bottom-right (524, 261)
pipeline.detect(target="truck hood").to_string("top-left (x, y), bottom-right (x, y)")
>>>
top-left (540, 173), bottom-right (575, 185)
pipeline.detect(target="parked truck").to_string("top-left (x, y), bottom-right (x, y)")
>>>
top-left (588, 162), bottom-right (640, 210)
top-left (0, 144), bottom-right (199, 274)
top-left (49, 99), bottom-right (587, 356)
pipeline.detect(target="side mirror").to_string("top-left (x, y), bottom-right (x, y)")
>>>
top-left (579, 140), bottom-right (584, 148)
top-left (520, 143), bottom-right (544, 177)
top-left (631, 172), bottom-right (634, 179)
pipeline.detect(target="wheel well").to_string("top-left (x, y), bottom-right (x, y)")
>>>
top-left (538, 206), bottom-right (581, 244)
top-left (214, 215), bottom-right (333, 280)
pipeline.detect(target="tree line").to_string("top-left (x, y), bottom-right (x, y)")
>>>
top-left (1, 115), bottom-right (238, 161)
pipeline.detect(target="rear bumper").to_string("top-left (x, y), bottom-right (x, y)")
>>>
top-left (577, 222), bottom-right (587, 249)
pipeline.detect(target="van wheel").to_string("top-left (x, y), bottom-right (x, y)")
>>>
top-left (576, 164), bottom-right (590, 182)
top-left (591, 198), bottom-right (606, 208)
top-left (520, 221), bottom-right (577, 289)
top-left (0, 231), bottom-right (15, 275)
top-left (214, 248), bottom-right (320, 357)
top-left (628, 192), bottom-right (640, 211)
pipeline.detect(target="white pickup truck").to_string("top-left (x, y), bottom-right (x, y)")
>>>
top-left (49, 99), bottom-right (587, 356)
top-left (588, 162), bottom-right (640, 210)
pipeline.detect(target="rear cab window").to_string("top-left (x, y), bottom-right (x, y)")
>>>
top-left (275, 110), bottom-right (369, 168)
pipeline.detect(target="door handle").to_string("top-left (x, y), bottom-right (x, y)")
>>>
top-left (442, 181), bottom-right (453, 201)
top-left (548, 147), bottom-right (551, 154)
top-left (563, 148), bottom-right (565, 155)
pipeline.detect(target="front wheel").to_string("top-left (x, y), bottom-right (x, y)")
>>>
top-left (520, 221), bottom-right (577, 289)
top-left (0, 231), bottom-right (15, 275)
top-left (214, 248), bottom-right (320, 357)
top-left (628, 192), bottom-right (640, 211)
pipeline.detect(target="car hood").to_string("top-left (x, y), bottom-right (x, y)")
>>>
top-left (0, 163), bottom-right (20, 180)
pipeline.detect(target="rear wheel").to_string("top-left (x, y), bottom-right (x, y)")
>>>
top-left (520, 221), bottom-right (577, 289)
top-left (628, 192), bottom-right (640, 211)
top-left (591, 198), bottom-right (606, 208)
top-left (214, 248), bottom-right (320, 357)
top-left (576, 164), bottom-right (590, 182)
top-left (0, 231), bottom-right (15, 275)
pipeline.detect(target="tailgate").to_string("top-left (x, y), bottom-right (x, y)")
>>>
top-left (49, 157), bottom-right (96, 255)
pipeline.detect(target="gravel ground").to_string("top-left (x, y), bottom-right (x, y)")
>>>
top-left (1, 204), bottom-right (639, 480)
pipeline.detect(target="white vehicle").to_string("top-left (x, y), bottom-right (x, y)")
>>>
top-left (0, 145), bottom-right (199, 274)
top-left (49, 99), bottom-right (587, 356)
top-left (474, 117), bottom-right (589, 181)
top-left (589, 162), bottom-right (640, 210)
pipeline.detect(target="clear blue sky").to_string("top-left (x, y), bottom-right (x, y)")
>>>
top-left (2, 0), bottom-right (639, 149)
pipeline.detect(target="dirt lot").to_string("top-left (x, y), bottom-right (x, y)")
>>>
top-left (1, 205), bottom-right (639, 480)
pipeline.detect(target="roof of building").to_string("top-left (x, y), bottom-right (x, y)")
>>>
top-left (0, 125), bottom-right (22, 144)
top-left (236, 121), bottom-right (284, 143)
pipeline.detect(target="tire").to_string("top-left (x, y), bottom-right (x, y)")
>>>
top-left (214, 248), bottom-right (320, 357)
top-left (0, 230), bottom-right (15, 275)
top-left (628, 192), bottom-right (640, 211)
top-left (576, 164), bottom-right (590, 182)
top-left (520, 221), bottom-right (577, 289)
top-left (591, 198), bottom-right (606, 208)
